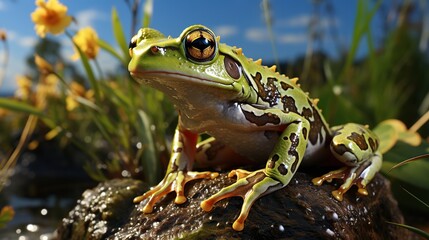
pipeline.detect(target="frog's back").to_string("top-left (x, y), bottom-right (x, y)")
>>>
top-left (235, 51), bottom-right (331, 150)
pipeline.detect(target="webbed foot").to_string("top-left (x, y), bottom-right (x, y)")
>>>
top-left (134, 171), bottom-right (218, 213)
top-left (201, 170), bottom-right (282, 231)
top-left (312, 166), bottom-right (369, 201)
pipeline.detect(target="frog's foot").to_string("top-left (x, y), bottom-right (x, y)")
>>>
top-left (134, 171), bottom-right (218, 213)
top-left (312, 165), bottom-right (369, 201)
top-left (201, 170), bottom-right (282, 231)
top-left (228, 169), bottom-right (252, 179)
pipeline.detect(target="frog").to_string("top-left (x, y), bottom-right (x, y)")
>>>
top-left (127, 25), bottom-right (383, 231)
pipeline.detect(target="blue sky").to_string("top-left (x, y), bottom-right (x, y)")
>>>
top-left (0, 0), bottom-right (376, 94)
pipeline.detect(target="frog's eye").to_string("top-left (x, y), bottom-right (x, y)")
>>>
top-left (184, 28), bottom-right (217, 63)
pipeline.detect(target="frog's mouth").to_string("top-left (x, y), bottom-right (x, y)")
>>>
top-left (129, 70), bottom-right (236, 91)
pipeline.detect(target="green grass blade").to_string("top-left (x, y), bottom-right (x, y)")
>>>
top-left (98, 38), bottom-right (127, 66)
top-left (100, 82), bottom-right (131, 109)
top-left (400, 186), bottom-right (429, 208)
top-left (261, 0), bottom-right (280, 70)
top-left (0, 98), bottom-right (44, 117)
top-left (67, 32), bottom-right (101, 102)
top-left (389, 154), bottom-right (429, 172)
top-left (386, 222), bottom-right (429, 239)
top-left (137, 110), bottom-right (161, 185)
top-left (74, 95), bottom-right (102, 112)
top-left (112, 7), bottom-right (129, 62)
top-left (382, 141), bottom-right (429, 191)
top-left (142, 0), bottom-right (153, 28)
top-left (339, 0), bottom-right (381, 82)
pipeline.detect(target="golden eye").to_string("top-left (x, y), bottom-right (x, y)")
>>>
top-left (185, 29), bottom-right (216, 62)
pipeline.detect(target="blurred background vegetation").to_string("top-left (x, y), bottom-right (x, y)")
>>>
top-left (0, 0), bottom-right (428, 236)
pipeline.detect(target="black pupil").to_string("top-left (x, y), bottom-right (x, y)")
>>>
top-left (191, 36), bottom-right (214, 50)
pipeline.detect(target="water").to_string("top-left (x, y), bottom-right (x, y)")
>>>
top-left (0, 144), bottom-right (97, 240)
top-left (0, 194), bottom-right (74, 239)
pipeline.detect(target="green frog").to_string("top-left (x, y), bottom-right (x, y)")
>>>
top-left (128, 25), bottom-right (382, 231)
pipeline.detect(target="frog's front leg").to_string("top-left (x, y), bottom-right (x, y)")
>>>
top-left (134, 119), bottom-right (218, 213)
top-left (201, 107), bottom-right (310, 231)
top-left (312, 123), bottom-right (382, 201)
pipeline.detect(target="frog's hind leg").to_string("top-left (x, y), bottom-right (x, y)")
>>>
top-left (312, 153), bottom-right (382, 201)
top-left (312, 124), bottom-right (383, 201)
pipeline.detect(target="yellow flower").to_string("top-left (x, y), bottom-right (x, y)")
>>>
top-left (34, 54), bottom-right (54, 74)
top-left (0, 108), bottom-right (9, 118)
top-left (15, 75), bottom-right (33, 100)
top-left (66, 81), bottom-right (95, 111)
top-left (72, 27), bottom-right (99, 60)
top-left (31, 0), bottom-right (72, 38)
top-left (35, 74), bottom-right (59, 109)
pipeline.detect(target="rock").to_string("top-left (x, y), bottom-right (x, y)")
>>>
top-left (57, 172), bottom-right (412, 240)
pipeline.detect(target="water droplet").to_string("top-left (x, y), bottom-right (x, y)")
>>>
top-left (121, 170), bottom-right (131, 177)
top-left (40, 208), bottom-right (48, 216)
top-left (332, 85), bottom-right (342, 95)
top-left (84, 136), bottom-right (92, 143)
top-left (40, 234), bottom-right (50, 240)
top-left (326, 228), bottom-right (335, 236)
top-left (26, 223), bottom-right (39, 232)
top-left (278, 224), bottom-right (285, 232)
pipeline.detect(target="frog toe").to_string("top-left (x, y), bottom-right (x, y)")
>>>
top-left (201, 170), bottom-right (283, 231)
top-left (135, 170), bottom-right (218, 212)
top-left (312, 164), bottom-right (374, 201)
top-left (228, 169), bottom-right (252, 179)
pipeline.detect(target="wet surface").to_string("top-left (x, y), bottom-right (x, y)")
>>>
top-left (0, 142), bottom-right (97, 240)
top-left (58, 171), bottom-right (412, 240)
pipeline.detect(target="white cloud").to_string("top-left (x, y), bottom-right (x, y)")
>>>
top-left (18, 36), bottom-right (38, 48)
top-left (245, 28), bottom-right (269, 42)
top-left (74, 9), bottom-right (107, 28)
top-left (213, 25), bottom-right (238, 38)
top-left (0, 29), bottom-right (36, 48)
top-left (277, 33), bottom-right (307, 44)
top-left (280, 14), bottom-right (339, 29)
top-left (0, 2), bottom-right (6, 11)
top-left (245, 27), bottom-right (307, 45)
top-left (283, 15), bottom-right (312, 27)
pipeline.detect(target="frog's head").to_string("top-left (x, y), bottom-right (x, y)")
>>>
top-left (128, 25), bottom-right (259, 106)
